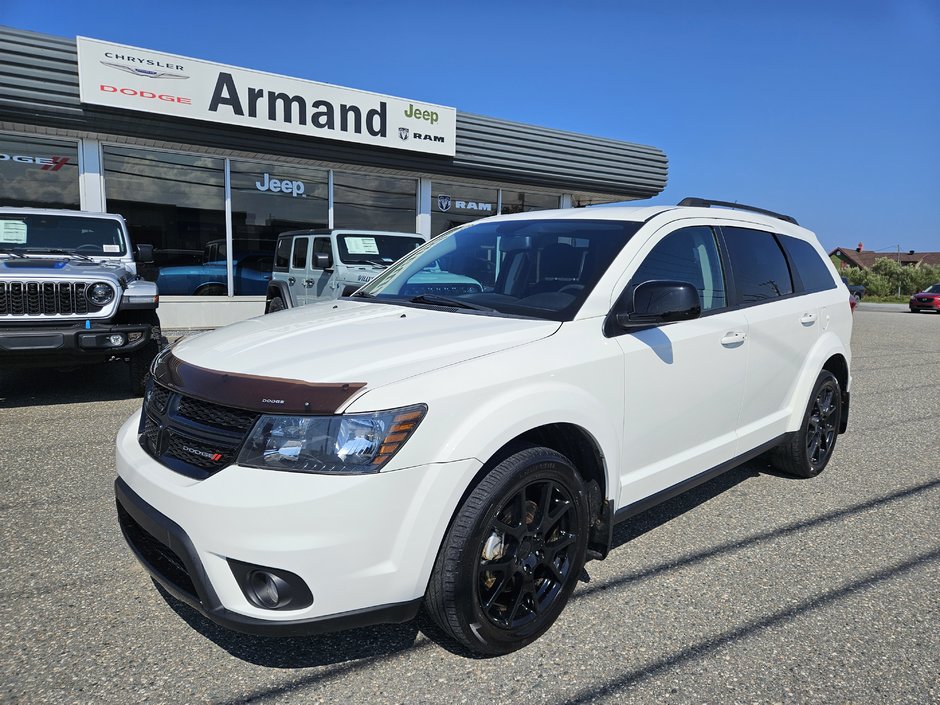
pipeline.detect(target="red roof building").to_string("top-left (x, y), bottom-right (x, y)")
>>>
top-left (829, 248), bottom-right (940, 270)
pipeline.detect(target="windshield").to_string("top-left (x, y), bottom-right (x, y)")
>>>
top-left (357, 219), bottom-right (641, 321)
top-left (337, 234), bottom-right (425, 265)
top-left (925, 284), bottom-right (940, 294)
top-left (0, 214), bottom-right (127, 256)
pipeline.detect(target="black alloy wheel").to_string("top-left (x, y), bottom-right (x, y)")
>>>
top-left (425, 446), bottom-right (589, 655)
top-left (772, 370), bottom-right (842, 478)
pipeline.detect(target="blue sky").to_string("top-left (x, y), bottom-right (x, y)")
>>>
top-left (3, 0), bottom-right (938, 252)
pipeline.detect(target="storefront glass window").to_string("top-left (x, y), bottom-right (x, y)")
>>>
top-left (333, 172), bottom-right (417, 232)
top-left (0, 134), bottom-right (79, 209)
top-left (431, 182), bottom-right (498, 237)
top-left (103, 146), bottom-right (226, 293)
top-left (229, 160), bottom-right (328, 295)
top-left (500, 191), bottom-right (560, 214)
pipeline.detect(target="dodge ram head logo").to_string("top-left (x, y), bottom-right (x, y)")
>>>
top-left (399, 127), bottom-right (409, 141)
top-left (438, 195), bottom-right (452, 212)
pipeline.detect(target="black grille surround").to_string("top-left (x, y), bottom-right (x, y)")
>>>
top-left (0, 280), bottom-right (108, 317)
top-left (140, 381), bottom-right (261, 480)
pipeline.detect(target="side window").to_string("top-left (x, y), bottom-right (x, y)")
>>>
top-left (291, 237), bottom-right (309, 270)
top-left (721, 226), bottom-right (793, 303)
top-left (630, 226), bottom-right (727, 312)
top-left (273, 237), bottom-right (291, 272)
top-left (778, 235), bottom-right (837, 293)
top-left (312, 237), bottom-right (332, 269)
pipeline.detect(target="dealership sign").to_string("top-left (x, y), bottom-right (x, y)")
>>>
top-left (76, 37), bottom-right (456, 157)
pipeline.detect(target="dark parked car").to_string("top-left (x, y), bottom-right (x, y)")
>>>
top-left (841, 276), bottom-right (865, 299)
top-left (909, 283), bottom-right (940, 313)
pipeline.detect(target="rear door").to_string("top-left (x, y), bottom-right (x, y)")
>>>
top-left (287, 235), bottom-right (311, 306)
top-left (719, 226), bottom-right (816, 451)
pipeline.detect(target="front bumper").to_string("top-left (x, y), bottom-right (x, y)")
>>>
top-left (114, 411), bottom-right (481, 635)
top-left (909, 300), bottom-right (940, 312)
top-left (0, 321), bottom-right (154, 363)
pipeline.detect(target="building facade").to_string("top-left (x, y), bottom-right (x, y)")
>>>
top-left (0, 27), bottom-right (668, 327)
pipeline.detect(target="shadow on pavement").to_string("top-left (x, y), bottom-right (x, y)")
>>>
top-left (0, 362), bottom-right (138, 407)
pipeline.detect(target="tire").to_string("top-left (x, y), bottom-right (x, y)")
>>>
top-left (771, 370), bottom-right (842, 478)
top-left (194, 284), bottom-right (226, 296)
top-left (128, 326), bottom-right (162, 396)
top-left (424, 446), bottom-right (590, 655)
top-left (266, 296), bottom-right (286, 313)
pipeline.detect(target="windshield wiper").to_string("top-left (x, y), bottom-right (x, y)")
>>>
top-left (0, 248), bottom-right (24, 258)
top-left (20, 248), bottom-right (93, 261)
top-left (346, 259), bottom-right (389, 267)
top-left (350, 291), bottom-right (375, 298)
top-left (409, 294), bottom-right (495, 311)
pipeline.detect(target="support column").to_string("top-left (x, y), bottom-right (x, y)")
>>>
top-left (78, 138), bottom-right (106, 212)
top-left (417, 177), bottom-right (432, 237)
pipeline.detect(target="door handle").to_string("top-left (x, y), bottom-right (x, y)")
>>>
top-left (288, 276), bottom-right (295, 285)
top-left (303, 279), bottom-right (315, 287)
top-left (800, 313), bottom-right (817, 326)
top-left (720, 331), bottom-right (746, 347)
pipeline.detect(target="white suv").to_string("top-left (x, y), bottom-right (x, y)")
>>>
top-left (115, 199), bottom-right (853, 655)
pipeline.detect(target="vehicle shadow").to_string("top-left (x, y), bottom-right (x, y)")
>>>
top-left (156, 583), bottom-right (429, 669)
top-left (0, 363), bottom-right (137, 407)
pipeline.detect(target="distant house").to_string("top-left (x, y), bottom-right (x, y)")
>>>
top-left (829, 248), bottom-right (940, 270)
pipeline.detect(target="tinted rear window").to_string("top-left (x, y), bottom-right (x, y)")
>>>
top-left (722, 226), bottom-right (793, 304)
top-left (779, 235), bottom-right (837, 293)
top-left (273, 237), bottom-right (292, 272)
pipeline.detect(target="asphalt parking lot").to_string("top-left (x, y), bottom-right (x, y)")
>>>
top-left (1, 306), bottom-right (938, 705)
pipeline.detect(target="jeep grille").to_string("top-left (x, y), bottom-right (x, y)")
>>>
top-left (0, 280), bottom-right (108, 317)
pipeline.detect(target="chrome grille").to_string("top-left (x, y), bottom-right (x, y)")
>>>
top-left (0, 280), bottom-right (105, 317)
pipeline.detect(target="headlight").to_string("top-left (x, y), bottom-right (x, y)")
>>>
top-left (87, 282), bottom-right (115, 306)
top-left (236, 404), bottom-right (427, 474)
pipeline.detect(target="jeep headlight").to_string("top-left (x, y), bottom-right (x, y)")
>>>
top-left (87, 281), bottom-right (115, 306)
top-left (236, 405), bottom-right (427, 474)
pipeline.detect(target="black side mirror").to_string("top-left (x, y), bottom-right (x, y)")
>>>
top-left (134, 244), bottom-right (154, 263)
top-left (314, 252), bottom-right (333, 270)
top-left (616, 280), bottom-right (701, 329)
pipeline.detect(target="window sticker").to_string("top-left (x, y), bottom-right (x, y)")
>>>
top-left (0, 220), bottom-right (27, 244)
top-left (345, 237), bottom-right (380, 255)
top-left (102, 244), bottom-right (120, 253)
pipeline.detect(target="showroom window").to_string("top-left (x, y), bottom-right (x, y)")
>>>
top-left (431, 182), bottom-right (498, 237)
top-left (500, 191), bottom-right (560, 214)
top-left (103, 146), bottom-right (226, 294)
top-left (0, 134), bottom-right (79, 209)
top-left (333, 171), bottom-right (417, 232)
top-left (229, 159), bottom-right (328, 295)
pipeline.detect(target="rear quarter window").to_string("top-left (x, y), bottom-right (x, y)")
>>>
top-left (779, 235), bottom-right (837, 293)
top-left (273, 237), bottom-right (291, 272)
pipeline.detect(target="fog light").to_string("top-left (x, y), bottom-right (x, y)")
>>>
top-left (247, 570), bottom-right (290, 609)
top-left (108, 334), bottom-right (125, 346)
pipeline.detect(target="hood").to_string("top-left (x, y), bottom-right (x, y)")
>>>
top-left (0, 256), bottom-right (130, 281)
top-left (172, 299), bottom-right (560, 393)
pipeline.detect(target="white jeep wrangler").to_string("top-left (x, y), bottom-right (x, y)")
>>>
top-left (264, 229), bottom-right (426, 312)
top-left (116, 199), bottom-right (853, 654)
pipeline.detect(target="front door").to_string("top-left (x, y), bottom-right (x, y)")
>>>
top-left (614, 224), bottom-right (748, 506)
top-left (307, 236), bottom-right (336, 300)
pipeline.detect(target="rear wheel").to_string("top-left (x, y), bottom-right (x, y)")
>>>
top-left (425, 446), bottom-right (589, 655)
top-left (266, 296), bottom-right (286, 313)
top-left (772, 370), bottom-right (842, 478)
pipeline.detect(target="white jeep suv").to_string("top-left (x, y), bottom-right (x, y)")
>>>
top-left (115, 199), bottom-right (852, 655)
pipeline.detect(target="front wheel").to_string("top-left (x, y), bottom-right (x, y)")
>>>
top-left (265, 296), bottom-right (285, 313)
top-left (424, 446), bottom-right (589, 655)
top-left (771, 370), bottom-right (842, 478)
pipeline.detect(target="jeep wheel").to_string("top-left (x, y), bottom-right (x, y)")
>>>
top-left (266, 296), bottom-right (285, 313)
top-left (425, 446), bottom-right (589, 655)
top-left (772, 370), bottom-right (842, 478)
top-left (128, 327), bottom-right (162, 396)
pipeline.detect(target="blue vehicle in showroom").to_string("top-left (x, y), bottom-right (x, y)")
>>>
top-left (156, 239), bottom-right (273, 296)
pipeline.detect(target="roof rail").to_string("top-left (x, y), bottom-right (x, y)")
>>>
top-left (677, 197), bottom-right (799, 226)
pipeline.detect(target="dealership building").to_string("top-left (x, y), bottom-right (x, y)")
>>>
top-left (0, 26), bottom-right (667, 328)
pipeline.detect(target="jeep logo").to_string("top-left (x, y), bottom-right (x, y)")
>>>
top-left (403, 103), bottom-right (439, 124)
top-left (256, 173), bottom-right (305, 197)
